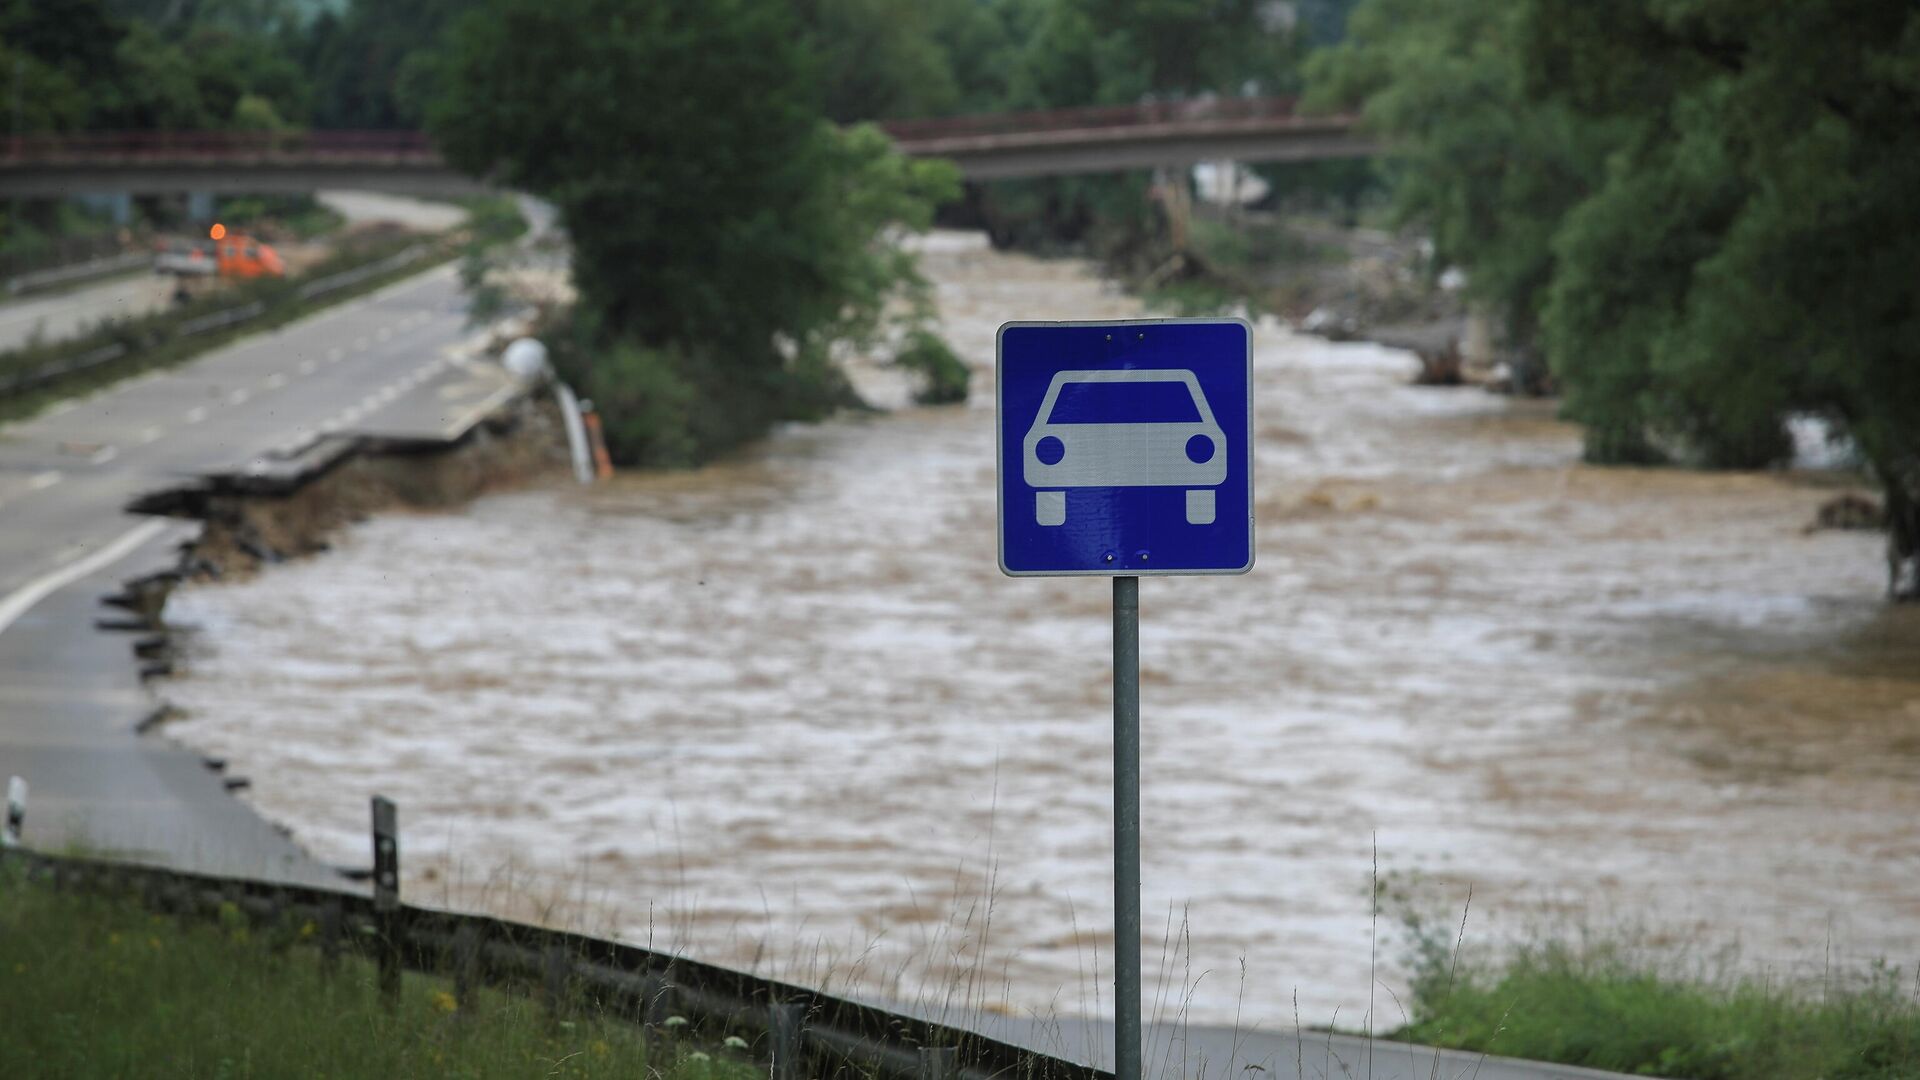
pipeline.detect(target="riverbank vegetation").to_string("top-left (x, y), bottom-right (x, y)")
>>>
top-left (0, 863), bottom-right (752, 1079)
top-left (426, 0), bottom-right (962, 466)
top-left (1308, 1), bottom-right (1920, 598)
top-left (1396, 933), bottom-right (1920, 1079)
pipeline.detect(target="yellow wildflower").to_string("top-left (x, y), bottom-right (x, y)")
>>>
top-left (430, 989), bottom-right (459, 1014)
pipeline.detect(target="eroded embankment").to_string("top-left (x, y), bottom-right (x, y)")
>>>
top-left (149, 398), bottom-right (570, 583)
top-left (114, 395), bottom-right (571, 725)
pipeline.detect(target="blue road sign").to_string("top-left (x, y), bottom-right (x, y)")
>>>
top-left (997, 318), bottom-right (1254, 576)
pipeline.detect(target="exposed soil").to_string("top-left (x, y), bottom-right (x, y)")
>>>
top-left (182, 397), bottom-right (571, 582)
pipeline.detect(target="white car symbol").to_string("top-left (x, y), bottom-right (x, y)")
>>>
top-left (1023, 368), bottom-right (1227, 527)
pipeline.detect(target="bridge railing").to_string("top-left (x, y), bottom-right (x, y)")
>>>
top-left (877, 96), bottom-right (1310, 142)
top-left (0, 130), bottom-right (438, 163)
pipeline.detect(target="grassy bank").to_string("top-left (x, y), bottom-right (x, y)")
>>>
top-left (1396, 937), bottom-right (1920, 1079)
top-left (0, 864), bottom-right (754, 1079)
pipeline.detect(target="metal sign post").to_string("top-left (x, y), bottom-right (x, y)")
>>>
top-left (1111, 576), bottom-right (1141, 1080)
top-left (997, 318), bottom-right (1253, 1080)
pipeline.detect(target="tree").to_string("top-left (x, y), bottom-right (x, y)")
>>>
top-left (426, 0), bottom-right (958, 465)
top-left (1525, 0), bottom-right (1920, 596)
top-left (1305, 0), bottom-right (1622, 394)
top-left (301, 0), bottom-right (467, 129)
top-left (1309, 0), bottom-right (1920, 599)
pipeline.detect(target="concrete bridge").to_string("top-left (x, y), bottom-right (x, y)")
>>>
top-left (0, 98), bottom-right (1371, 198)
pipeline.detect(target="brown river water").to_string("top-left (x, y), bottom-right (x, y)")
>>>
top-left (165, 233), bottom-right (1920, 1030)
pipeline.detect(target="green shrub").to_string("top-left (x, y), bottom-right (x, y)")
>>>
top-left (893, 329), bottom-right (969, 405)
top-left (1398, 935), bottom-right (1920, 1079)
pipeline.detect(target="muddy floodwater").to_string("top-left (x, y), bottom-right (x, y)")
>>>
top-left (166, 233), bottom-right (1920, 1031)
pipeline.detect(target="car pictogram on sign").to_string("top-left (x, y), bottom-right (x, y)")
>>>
top-left (1022, 368), bottom-right (1227, 527)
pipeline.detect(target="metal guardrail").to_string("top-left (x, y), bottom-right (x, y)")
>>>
top-left (0, 827), bottom-right (1107, 1080)
top-left (0, 130), bottom-right (436, 163)
top-left (5, 251), bottom-right (153, 296)
top-left (0, 102), bottom-right (1341, 166)
top-left (876, 97), bottom-right (1315, 142)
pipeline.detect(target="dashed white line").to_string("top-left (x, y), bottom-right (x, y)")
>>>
top-left (28, 471), bottom-right (61, 491)
top-left (263, 373), bottom-right (288, 390)
top-left (298, 359), bottom-right (318, 375)
top-left (184, 406), bottom-right (208, 424)
top-left (227, 388), bottom-right (251, 405)
top-left (137, 426), bottom-right (165, 445)
top-left (327, 348), bottom-right (344, 363)
top-left (89, 445), bottom-right (119, 465)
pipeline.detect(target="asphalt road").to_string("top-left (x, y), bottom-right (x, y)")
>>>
top-left (0, 261), bottom-right (519, 884)
top-left (924, 1009), bottom-right (1651, 1080)
top-left (0, 190), bottom-right (470, 354)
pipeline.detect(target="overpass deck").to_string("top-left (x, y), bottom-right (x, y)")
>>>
top-left (0, 97), bottom-right (1372, 195)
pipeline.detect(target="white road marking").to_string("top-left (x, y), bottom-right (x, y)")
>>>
top-left (184, 406), bottom-right (208, 424)
top-left (298, 359), bottom-right (318, 374)
top-left (327, 348), bottom-right (344, 363)
top-left (227, 388), bottom-right (251, 405)
top-left (263, 373), bottom-right (288, 390)
top-left (89, 445), bottom-right (119, 465)
top-left (137, 426), bottom-right (164, 444)
top-left (0, 519), bottom-right (171, 637)
top-left (47, 400), bottom-right (77, 417)
top-left (29, 471), bottom-right (61, 491)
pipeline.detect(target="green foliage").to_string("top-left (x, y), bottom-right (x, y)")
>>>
top-left (893, 328), bottom-right (969, 405)
top-left (1311, 0), bottom-right (1920, 595)
top-left (427, 0), bottom-right (958, 466)
top-left (299, 0), bottom-right (468, 128)
top-left (213, 193), bottom-right (343, 239)
top-left (1397, 935), bottom-right (1920, 1080)
top-left (1305, 0), bottom-right (1622, 393)
top-left (0, 866), bottom-right (760, 1078)
top-left (1, 0), bottom-right (317, 135)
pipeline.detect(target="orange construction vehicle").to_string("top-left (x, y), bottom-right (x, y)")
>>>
top-left (208, 222), bottom-right (284, 279)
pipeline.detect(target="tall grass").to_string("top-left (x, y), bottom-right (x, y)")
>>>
top-left (0, 864), bottom-right (755, 1080)
top-left (1394, 914), bottom-right (1920, 1079)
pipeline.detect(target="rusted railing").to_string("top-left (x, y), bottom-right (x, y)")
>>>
top-left (877, 97), bottom-right (1311, 142)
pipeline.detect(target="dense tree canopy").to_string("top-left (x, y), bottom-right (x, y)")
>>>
top-left (1312, 0), bottom-right (1920, 598)
top-left (427, 0), bottom-right (957, 465)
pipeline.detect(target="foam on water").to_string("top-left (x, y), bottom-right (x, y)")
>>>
top-left (164, 234), bottom-right (1920, 1031)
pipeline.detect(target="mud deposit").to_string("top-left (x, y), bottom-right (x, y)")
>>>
top-left (163, 233), bottom-right (1920, 1031)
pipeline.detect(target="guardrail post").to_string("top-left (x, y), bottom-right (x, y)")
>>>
top-left (319, 898), bottom-right (343, 977)
top-left (3, 776), bottom-right (25, 850)
top-left (918, 1046), bottom-right (960, 1080)
top-left (641, 975), bottom-right (673, 1029)
top-left (769, 1002), bottom-right (806, 1080)
top-left (543, 944), bottom-right (573, 1021)
top-left (371, 795), bottom-right (401, 1004)
top-left (453, 922), bottom-right (480, 1013)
